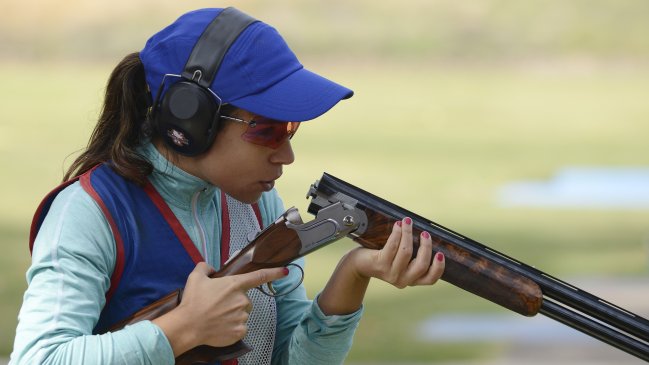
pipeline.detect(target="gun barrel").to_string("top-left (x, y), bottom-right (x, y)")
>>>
top-left (541, 300), bottom-right (649, 362)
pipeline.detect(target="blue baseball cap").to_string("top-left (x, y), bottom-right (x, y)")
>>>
top-left (140, 8), bottom-right (353, 122)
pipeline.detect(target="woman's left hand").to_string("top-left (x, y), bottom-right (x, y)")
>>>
top-left (350, 217), bottom-right (445, 288)
top-left (318, 216), bottom-right (445, 315)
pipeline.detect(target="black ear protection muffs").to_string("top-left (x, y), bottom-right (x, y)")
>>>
top-left (151, 7), bottom-right (257, 156)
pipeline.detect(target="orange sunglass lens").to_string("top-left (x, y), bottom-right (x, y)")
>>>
top-left (241, 119), bottom-right (300, 149)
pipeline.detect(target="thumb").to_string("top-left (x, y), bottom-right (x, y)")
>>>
top-left (233, 267), bottom-right (289, 291)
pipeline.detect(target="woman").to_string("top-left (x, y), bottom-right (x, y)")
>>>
top-left (11, 7), bottom-right (445, 365)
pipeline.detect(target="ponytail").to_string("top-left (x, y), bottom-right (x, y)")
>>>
top-left (64, 52), bottom-right (153, 185)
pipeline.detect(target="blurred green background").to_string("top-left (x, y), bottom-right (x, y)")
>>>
top-left (2, 0), bottom-right (649, 363)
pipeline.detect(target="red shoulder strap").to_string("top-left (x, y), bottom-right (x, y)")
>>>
top-left (29, 166), bottom-right (107, 253)
top-left (78, 167), bottom-right (125, 303)
top-left (143, 181), bottom-right (204, 264)
top-left (29, 178), bottom-right (79, 253)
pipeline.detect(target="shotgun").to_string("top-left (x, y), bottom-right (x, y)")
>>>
top-left (111, 172), bottom-right (649, 363)
top-left (307, 172), bottom-right (649, 362)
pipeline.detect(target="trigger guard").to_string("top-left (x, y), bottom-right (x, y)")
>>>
top-left (255, 263), bottom-right (305, 298)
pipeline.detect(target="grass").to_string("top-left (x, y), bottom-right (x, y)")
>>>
top-left (1, 60), bottom-right (649, 362)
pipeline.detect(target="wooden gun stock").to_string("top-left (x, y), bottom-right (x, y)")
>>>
top-left (107, 208), bottom-right (304, 365)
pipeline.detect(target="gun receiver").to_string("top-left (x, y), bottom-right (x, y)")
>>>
top-left (307, 172), bottom-right (649, 362)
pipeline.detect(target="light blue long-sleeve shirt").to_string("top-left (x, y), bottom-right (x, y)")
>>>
top-left (10, 142), bottom-right (361, 365)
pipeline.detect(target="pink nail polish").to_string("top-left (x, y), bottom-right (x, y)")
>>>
top-left (404, 217), bottom-right (412, 225)
top-left (283, 267), bottom-right (290, 276)
top-left (395, 221), bottom-right (402, 227)
top-left (435, 252), bottom-right (444, 262)
top-left (422, 231), bottom-right (431, 239)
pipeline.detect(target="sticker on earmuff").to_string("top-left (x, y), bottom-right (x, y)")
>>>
top-left (167, 129), bottom-right (190, 147)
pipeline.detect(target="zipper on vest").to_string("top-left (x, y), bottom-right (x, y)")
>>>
top-left (191, 188), bottom-right (210, 265)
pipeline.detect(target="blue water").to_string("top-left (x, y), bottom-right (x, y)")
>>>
top-left (498, 167), bottom-right (649, 209)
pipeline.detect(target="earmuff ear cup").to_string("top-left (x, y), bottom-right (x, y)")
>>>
top-left (155, 81), bottom-right (221, 156)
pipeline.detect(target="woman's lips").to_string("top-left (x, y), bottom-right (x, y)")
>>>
top-left (260, 173), bottom-right (281, 192)
top-left (260, 180), bottom-right (275, 191)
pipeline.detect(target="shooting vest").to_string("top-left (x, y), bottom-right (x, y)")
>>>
top-left (30, 164), bottom-right (277, 365)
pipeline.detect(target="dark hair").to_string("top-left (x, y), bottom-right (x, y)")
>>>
top-left (64, 52), bottom-right (239, 185)
top-left (64, 52), bottom-right (154, 185)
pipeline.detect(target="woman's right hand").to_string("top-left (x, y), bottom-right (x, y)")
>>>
top-left (153, 262), bottom-right (288, 357)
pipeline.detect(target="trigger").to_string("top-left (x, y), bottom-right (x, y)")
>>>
top-left (266, 282), bottom-right (277, 296)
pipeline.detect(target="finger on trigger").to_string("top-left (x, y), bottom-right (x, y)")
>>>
top-left (236, 267), bottom-right (289, 291)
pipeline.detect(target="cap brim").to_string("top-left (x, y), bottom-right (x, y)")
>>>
top-left (228, 67), bottom-right (353, 122)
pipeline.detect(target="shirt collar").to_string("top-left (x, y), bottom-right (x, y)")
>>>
top-left (140, 141), bottom-right (218, 209)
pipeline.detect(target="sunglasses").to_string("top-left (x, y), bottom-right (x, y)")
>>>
top-left (220, 115), bottom-right (300, 149)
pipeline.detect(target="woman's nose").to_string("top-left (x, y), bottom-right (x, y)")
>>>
top-left (270, 140), bottom-right (295, 165)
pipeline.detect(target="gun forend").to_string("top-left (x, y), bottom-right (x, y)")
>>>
top-left (307, 174), bottom-right (544, 317)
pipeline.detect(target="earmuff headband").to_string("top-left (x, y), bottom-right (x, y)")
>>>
top-left (182, 7), bottom-right (258, 88)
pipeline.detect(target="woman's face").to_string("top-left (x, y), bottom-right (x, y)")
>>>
top-left (173, 109), bottom-right (296, 204)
